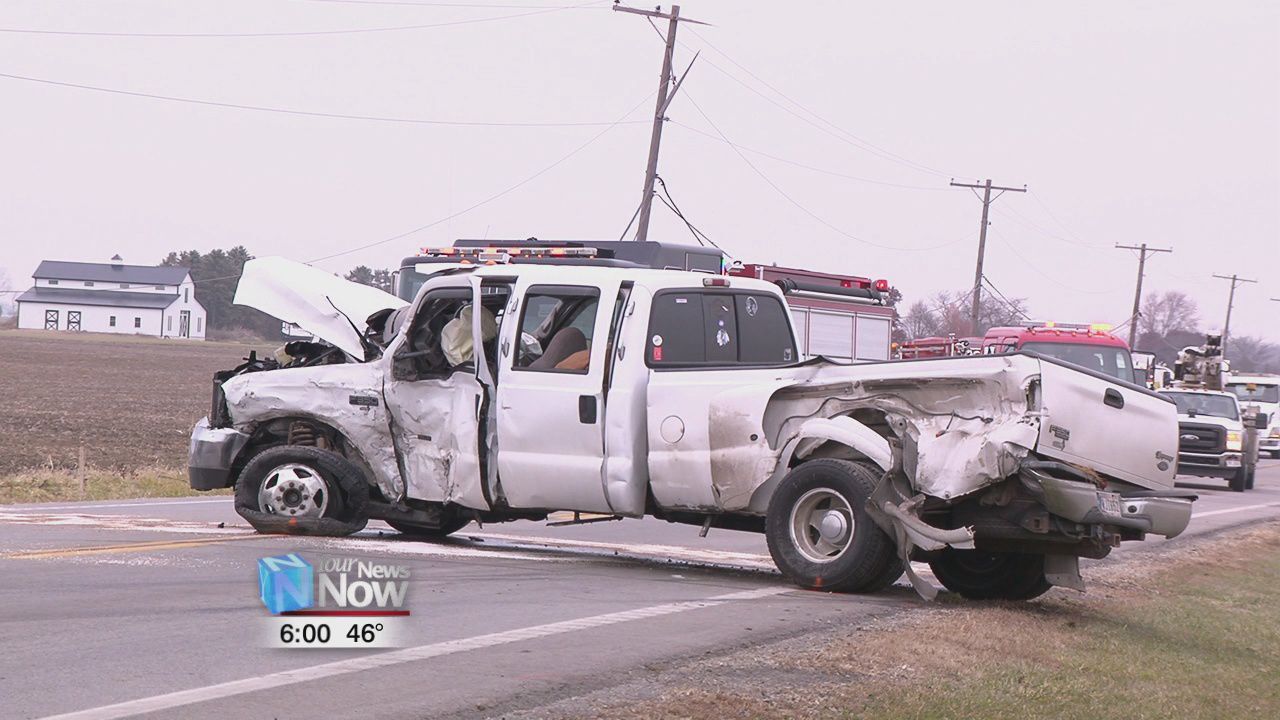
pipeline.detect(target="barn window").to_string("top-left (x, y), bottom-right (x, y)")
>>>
top-left (155, 285), bottom-right (165, 290)
top-left (196, 317), bottom-right (202, 333)
top-left (184, 287), bottom-right (189, 303)
top-left (47, 279), bottom-right (59, 285)
top-left (84, 281), bottom-right (95, 287)
top-left (167, 316), bottom-right (173, 331)
top-left (109, 316), bottom-right (116, 327)
top-left (134, 317), bottom-right (141, 329)
top-left (120, 283), bottom-right (130, 289)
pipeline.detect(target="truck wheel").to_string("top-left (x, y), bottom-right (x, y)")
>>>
top-left (234, 445), bottom-right (369, 536)
top-left (765, 459), bottom-right (900, 594)
top-left (1228, 467), bottom-right (1248, 493)
top-left (928, 550), bottom-right (1051, 601)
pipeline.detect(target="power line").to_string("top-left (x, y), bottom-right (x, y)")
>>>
top-left (682, 92), bottom-right (964, 253)
top-left (1212, 273), bottom-right (1258, 355)
top-left (684, 26), bottom-right (963, 181)
top-left (654, 175), bottom-right (721, 250)
top-left (307, 92), bottom-right (651, 263)
top-left (981, 275), bottom-right (1032, 321)
top-left (950, 178), bottom-right (1026, 331)
top-left (0, 0), bottom-right (604, 37)
top-left (985, 227), bottom-right (1113, 295)
top-left (668, 120), bottom-right (949, 191)
top-left (1115, 243), bottom-right (1172, 346)
top-left (0, 70), bottom-right (645, 127)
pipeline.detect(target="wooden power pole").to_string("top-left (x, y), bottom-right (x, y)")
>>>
top-left (1212, 273), bottom-right (1258, 355)
top-left (949, 178), bottom-right (1026, 333)
top-left (613, 3), bottom-right (706, 242)
top-left (1115, 243), bottom-right (1172, 347)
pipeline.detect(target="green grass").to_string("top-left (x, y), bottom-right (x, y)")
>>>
top-left (0, 466), bottom-right (228, 504)
top-left (585, 523), bottom-right (1280, 720)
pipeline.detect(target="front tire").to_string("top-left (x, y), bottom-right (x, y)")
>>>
top-left (1229, 467), bottom-right (1248, 493)
top-left (929, 549), bottom-right (1051, 601)
top-left (234, 445), bottom-right (369, 536)
top-left (765, 459), bottom-right (901, 593)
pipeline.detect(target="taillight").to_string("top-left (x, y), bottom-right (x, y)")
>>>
top-left (702, 277), bottom-right (730, 287)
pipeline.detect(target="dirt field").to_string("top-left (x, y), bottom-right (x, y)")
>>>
top-left (0, 330), bottom-right (272, 475)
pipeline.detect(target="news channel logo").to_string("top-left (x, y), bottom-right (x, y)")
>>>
top-left (258, 553), bottom-right (412, 615)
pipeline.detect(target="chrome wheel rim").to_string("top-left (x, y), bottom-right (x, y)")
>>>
top-left (258, 463), bottom-right (329, 518)
top-left (788, 487), bottom-right (854, 563)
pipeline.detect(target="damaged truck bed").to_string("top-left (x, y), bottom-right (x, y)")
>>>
top-left (189, 256), bottom-right (1194, 600)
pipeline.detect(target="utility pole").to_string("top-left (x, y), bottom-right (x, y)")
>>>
top-left (613, 3), bottom-right (707, 242)
top-left (1115, 243), bottom-right (1172, 347)
top-left (1212, 273), bottom-right (1258, 355)
top-left (949, 178), bottom-right (1026, 333)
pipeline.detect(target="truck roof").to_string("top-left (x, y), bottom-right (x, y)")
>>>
top-left (985, 325), bottom-right (1130, 349)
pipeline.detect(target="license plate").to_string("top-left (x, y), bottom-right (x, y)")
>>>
top-left (1097, 492), bottom-right (1123, 517)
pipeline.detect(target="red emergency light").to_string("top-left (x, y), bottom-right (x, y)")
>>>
top-left (874, 279), bottom-right (890, 292)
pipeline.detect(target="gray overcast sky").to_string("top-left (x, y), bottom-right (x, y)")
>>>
top-left (1, 0), bottom-right (1276, 340)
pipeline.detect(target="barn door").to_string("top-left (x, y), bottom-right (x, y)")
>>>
top-left (180, 310), bottom-right (191, 338)
top-left (44, 310), bottom-right (58, 330)
top-left (67, 311), bottom-right (81, 332)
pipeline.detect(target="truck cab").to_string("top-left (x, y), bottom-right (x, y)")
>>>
top-left (1159, 388), bottom-right (1253, 491)
top-left (1227, 374), bottom-right (1280, 459)
top-left (981, 323), bottom-right (1141, 385)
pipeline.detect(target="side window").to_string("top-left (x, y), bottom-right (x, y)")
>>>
top-left (515, 287), bottom-right (600, 373)
top-left (648, 290), bottom-right (796, 367)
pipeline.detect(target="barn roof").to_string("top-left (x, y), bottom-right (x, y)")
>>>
top-left (32, 260), bottom-right (191, 286)
top-left (14, 287), bottom-right (177, 310)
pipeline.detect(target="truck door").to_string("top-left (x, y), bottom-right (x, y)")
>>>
top-left (385, 280), bottom-right (503, 510)
top-left (495, 278), bottom-right (620, 513)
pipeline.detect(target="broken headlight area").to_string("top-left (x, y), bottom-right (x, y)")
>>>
top-left (208, 342), bottom-right (350, 429)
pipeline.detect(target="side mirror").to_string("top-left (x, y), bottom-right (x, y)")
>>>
top-left (1257, 413), bottom-right (1271, 430)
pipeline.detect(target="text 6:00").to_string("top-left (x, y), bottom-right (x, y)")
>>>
top-left (281, 623), bottom-right (330, 644)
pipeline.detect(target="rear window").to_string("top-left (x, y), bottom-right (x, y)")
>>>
top-left (647, 290), bottom-right (796, 367)
top-left (1228, 383), bottom-right (1279, 404)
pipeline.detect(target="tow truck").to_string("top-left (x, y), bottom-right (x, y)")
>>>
top-left (188, 247), bottom-right (1194, 601)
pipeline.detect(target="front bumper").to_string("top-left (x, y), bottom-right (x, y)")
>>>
top-left (1177, 451), bottom-right (1242, 479)
top-left (1027, 467), bottom-right (1195, 539)
top-left (1261, 435), bottom-right (1280, 452)
top-left (188, 416), bottom-right (250, 490)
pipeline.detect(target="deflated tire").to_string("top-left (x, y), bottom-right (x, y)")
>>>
top-left (234, 445), bottom-right (369, 536)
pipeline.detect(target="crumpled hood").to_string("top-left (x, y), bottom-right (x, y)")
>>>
top-left (234, 256), bottom-right (407, 358)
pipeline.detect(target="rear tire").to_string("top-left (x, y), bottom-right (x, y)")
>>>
top-left (1229, 467), bottom-right (1248, 493)
top-left (765, 459), bottom-right (900, 594)
top-left (929, 549), bottom-right (1052, 601)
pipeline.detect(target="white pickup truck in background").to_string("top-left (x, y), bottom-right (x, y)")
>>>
top-left (188, 255), bottom-right (1195, 601)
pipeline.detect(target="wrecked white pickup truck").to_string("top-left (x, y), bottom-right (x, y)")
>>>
top-left (189, 255), bottom-right (1195, 600)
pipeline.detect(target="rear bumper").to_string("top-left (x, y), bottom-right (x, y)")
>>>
top-left (188, 417), bottom-right (250, 490)
top-left (1027, 467), bottom-right (1195, 539)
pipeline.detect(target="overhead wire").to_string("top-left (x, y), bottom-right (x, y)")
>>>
top-left (0, 0), bottom-right (605, 38)
top-left (683, 27), bottom-right (966, 182)
top-left (681, 92), bottom-right (964, 253)
top-left (654, 175), bottom-right (722, 250)
top-left (0, 70), bottom-right (643, 127)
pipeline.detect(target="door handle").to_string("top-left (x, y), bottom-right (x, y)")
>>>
top-left (1104, 388), bottom-right (1125, 409)
top-left (578, 395), bottom-right (598, 424)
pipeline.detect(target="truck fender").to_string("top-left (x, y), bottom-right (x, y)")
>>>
top-left (747, 415), bottom-right (892, 513)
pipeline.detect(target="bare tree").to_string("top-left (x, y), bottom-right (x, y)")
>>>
top-left (1139, 291), bottom-right (1200, 337)
top-left (0, 269), bottom-right (14, 317)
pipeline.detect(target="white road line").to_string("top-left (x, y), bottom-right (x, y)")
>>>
top-left (1192, 502), bottom-right (1280, 519)
top-left (6, 498), bottom-right (228, 511)
top-left (38, 586), bottom-right (791, 720)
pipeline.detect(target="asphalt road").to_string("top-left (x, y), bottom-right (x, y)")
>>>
top-left (2, 460), bottom-right (1278, 720)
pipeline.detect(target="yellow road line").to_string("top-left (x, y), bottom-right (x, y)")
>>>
top-left (4, 533), bottom-right (264, 560)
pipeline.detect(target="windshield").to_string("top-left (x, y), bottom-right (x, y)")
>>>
top-left (1163, 392), bottom-right (1239, 420)
top-left (1228, 383), bottom-right (1280, 404)
top-left (1021, 342), bottom-right (1134, 383)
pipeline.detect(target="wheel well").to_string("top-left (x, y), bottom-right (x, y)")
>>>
top-left (233, 417), bottom-right (377, 492)
top-left (786, 407), bottom-right (895, 469)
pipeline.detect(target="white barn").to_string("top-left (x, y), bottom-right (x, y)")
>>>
top-left (15, 258), bottom-right (207, 340)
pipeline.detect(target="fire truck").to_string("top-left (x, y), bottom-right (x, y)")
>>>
top-left (396, 240), bottom-right (896, 361)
